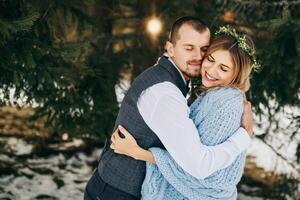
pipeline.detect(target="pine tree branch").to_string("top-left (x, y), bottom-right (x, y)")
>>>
top-left (232, 0), bottom-right (300, 6)
top-left (41, 3), bottom-right (54, 20)
top-left (0, 13), bottom-right (39, 39)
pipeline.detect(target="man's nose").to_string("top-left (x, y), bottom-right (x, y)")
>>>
top-left (200, 50), bottom-right (206, 59)
top-left (193, 48), bottom-right (204, 61)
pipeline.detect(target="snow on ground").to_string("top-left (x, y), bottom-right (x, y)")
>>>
top-left (0, 141), bottom-right (102, 200)
top-left (247, 138), bottom-right (299, 178)
top-left (250, 102), bottom-right (300, 178)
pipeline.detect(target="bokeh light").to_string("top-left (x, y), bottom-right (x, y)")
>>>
top-left (147, 17), bottom-right (162, 36)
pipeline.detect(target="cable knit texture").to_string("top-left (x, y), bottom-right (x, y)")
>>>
top-left (141, 87), bottom-right (246, 200)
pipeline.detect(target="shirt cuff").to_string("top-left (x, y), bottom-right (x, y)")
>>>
top-left (229, 127), bottom-right (252, 150)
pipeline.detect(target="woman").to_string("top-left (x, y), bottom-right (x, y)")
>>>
top-left (110, 26), bottom-right (259, 200)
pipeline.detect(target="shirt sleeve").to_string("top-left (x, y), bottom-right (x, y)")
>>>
top-left (137, 82), bottom-right (251, 179)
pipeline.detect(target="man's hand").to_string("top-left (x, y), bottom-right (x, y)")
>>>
top-left (242, 100), bottom-right (253, 136)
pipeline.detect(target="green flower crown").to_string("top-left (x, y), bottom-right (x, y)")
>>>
top-left (215, 25), bottom-right (261, 72)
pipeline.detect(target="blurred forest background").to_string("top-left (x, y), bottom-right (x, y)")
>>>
top-left (0, 0), bottom-right (299, 199)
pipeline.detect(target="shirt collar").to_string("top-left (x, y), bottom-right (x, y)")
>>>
top-left (163, 52), bottom-right (187, 85)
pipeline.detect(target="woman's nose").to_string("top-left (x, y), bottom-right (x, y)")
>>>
top-left (206, 64), bottom-right (217, 75)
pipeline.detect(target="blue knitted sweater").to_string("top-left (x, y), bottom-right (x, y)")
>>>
top-left (141, 87), bottom-right (246, 200)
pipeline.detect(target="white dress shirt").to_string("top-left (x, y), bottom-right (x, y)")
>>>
top-left (137, 58), bottom-right (251, 179)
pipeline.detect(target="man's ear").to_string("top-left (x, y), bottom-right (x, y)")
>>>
top-left (166, 41), bottom-right (174, 57)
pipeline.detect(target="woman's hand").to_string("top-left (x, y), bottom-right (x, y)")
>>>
top-left (110, 125), bottom-right (140, 159)
top-left (242, 100), bottom-right (253, 137)
top-left (110, 125), bottom-right (156, 163)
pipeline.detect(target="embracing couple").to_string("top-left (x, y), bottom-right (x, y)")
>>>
top-left (84, 16), bottom-right (258, 200)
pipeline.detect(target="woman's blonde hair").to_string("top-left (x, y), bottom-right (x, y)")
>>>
top-left (204, 34), bottom-right (255, 92)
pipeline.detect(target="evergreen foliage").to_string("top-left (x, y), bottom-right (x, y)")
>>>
top-left (0, 0), bottom-right (122, 141)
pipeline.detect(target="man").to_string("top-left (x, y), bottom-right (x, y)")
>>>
top-left (84, 16), bottom-right (253, 200)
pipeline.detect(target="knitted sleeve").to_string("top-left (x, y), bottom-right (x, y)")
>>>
top-left (141, 88), bottom-right (245, 200)
top-left (192, 87), bottom-right (244, 146)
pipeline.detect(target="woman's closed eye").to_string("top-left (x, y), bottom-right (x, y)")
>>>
top-left (220, 66), bottom-right (228, 72)
top-left (220, 63), bottom-right (232, 72)
top-left (207, 55), bottom-right (214, 62)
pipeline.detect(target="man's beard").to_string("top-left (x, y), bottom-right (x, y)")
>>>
top-left (183, 70), bottom-right (201, 78)
top-left (184, 59), bottom-right (202, 78)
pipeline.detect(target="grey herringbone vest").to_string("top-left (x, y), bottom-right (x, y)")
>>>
top-left (97, 55), bottom-right (188, 197)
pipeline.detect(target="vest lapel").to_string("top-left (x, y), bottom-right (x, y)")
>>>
top-left (158, 56), bottom-right (188, 97)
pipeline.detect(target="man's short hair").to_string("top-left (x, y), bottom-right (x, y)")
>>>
top-left (168, 16), bottom-right (208, 44)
